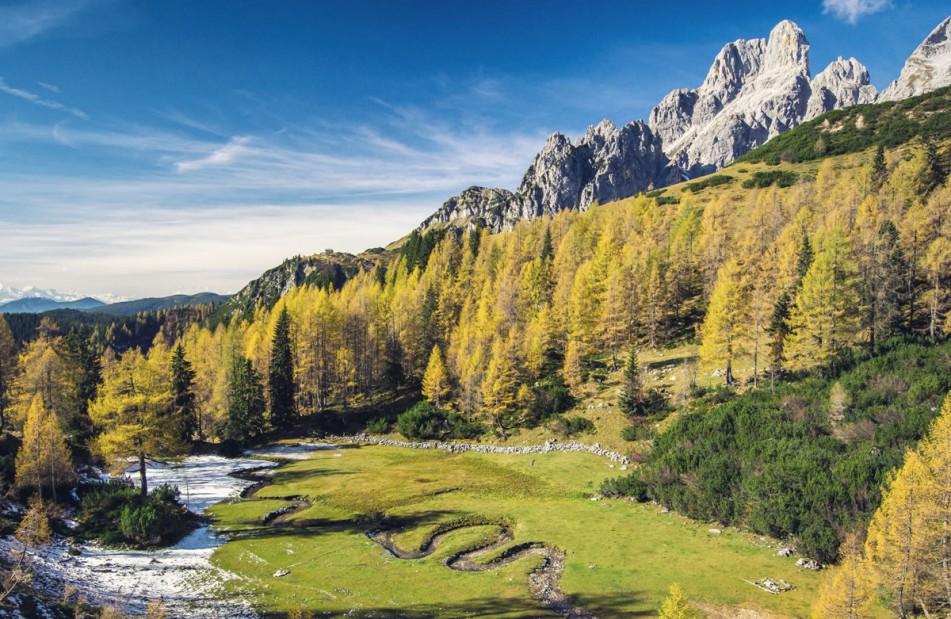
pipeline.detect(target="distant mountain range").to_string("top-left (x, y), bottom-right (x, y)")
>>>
top-left (0, 292), bottom-right (229, 315)
top-left (0, 297), bottom-right (106, 314)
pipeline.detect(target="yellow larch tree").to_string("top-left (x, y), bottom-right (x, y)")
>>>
top-left (14, 395), bottom-right (74, 501)
top-left (698, 257), bottom-right (750, 385)
top-left (421, 345), bottom-right (449, 408)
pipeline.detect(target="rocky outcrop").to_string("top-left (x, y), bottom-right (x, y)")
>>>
top-left (513, 119), bottom-right (677, 222)
top-left (418, 186), bottom-right (514, 230)
top-left (805, 57), bottom-right (878, 120)
top-left (880, 16), bottom-right (951, 102)
top-left (653, 20), bottom-right (838, 177)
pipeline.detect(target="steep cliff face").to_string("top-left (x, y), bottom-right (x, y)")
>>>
top-left (880, 17), bottom-right (951, 102)
top-left (420, 16), bottom-right (951, 233)
top-left (650, 20), bottom-right (872, 177)
top-left (514, 119), bottom-right (676, 222)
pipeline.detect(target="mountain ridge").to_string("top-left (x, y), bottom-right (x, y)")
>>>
top-left (419, 16), bottom-right (951, 234)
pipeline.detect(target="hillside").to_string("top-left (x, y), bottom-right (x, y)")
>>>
top-left (91, 292), bottom-right (229, 316)
top-left (208, 251), bottom-right (380, 324)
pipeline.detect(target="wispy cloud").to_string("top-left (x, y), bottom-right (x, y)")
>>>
top-left (0, 0), bottom-right (103, 47)
top-left (37, 81), bottom-right (61, 94)
top-left (822, 0), bottom-right (893, 24)
top-left (175, 136), bottom-right (252, 172)
top-left (0, 77), bottom-right (88, 119)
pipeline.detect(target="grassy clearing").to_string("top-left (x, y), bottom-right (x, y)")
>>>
top-left (211, 444), bottom-right (829, 618)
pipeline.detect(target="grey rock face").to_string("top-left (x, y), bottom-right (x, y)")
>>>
top-left (805, 57), bottom-right (878, 120)
top-left (880, 16), bottom-right (951, 102)
top-left (651, 20), bottom-right (815, 177)
top-left (418, 186), bottom-right (515, 231)
top-left (514, 119), bottom-right (676, 224)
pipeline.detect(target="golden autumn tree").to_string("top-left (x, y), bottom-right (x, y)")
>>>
top-left (657, 583), bottom-right (696, 619)
top-left (865, 449), bottom-right (934, 618)
top-left (90, 349), bottom-right (188, 498)
top-left (481, 337), bottom-right (518, 436)
top-left (811, 531), bottom-right (873, 619)
top-left (421, 345), bottom-right (449, 408)
top-left (14, 395), bottom-right (74, 501)
top-left (786, 231), bottom-right (860, 373)
top-left (698, 258), bottom-right (749, 385)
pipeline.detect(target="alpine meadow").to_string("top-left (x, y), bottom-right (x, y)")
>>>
top-left (1, 6), bottom-right (951, 619)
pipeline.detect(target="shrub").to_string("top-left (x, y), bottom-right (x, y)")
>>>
top-left (396, 401), bottom-right (484, 440)
top-left (741, 170), bottom-right (799, 189)
top-left (523, 376), bottom-right (574, 426)
top-left (600, 475), bottom-right (649, 501)
top-left (551, 415), bottom-right (594, 436)
top-left (77, 479), bottom-right (197, 548)
top-left (365, 417), bottom-right (389, 434)
top-left (684, 174), bottom-right (733, 193)
top-left (621, 425), bottom-right (652, 441)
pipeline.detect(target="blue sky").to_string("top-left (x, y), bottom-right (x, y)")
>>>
top-left (0, 0), bottom-right (948, 299)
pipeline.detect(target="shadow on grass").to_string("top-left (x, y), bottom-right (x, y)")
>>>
top-left (225, 509), bottom-right (467, 541)
top-left (256, 592), bottom-right (651, 618)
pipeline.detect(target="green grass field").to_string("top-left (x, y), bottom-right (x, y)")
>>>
top-left (207, 444), bottom-right (832, 618)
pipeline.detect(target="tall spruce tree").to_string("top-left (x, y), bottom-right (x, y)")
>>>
top-left (268, 307), bottom-right (296, 429)
top-left (222, 355), bottom-right (266, 446)
top-left (170, 343), bottom-right (198, 442)
top-left (617, 348), bottom-right (645, 416)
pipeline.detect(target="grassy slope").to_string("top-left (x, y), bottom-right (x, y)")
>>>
top-left (209, 445), bottom-right (835, 618)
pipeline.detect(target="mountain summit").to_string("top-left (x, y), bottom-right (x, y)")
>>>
top-left (420, 17), bottom-right (950, 233)
top-left (880, 16), bottom-right (951, 101)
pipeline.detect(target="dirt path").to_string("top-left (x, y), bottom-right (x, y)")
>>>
top-left (367, 521), bottom-right (596, 619)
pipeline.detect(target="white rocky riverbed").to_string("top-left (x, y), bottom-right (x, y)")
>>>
top-left (1, 443), bottom-right (336, 618)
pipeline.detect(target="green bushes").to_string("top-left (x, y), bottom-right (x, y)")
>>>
top-left (609, 339), bottom-right (951, 563)
top-left (523, 376), bottom-right (574, 426)
top-left (77, 479), bottom-right (197, 547)
top-left (365, 417), bottom-right (389, 434)
top-left (550, 415), bottom-right (594, 436)
top-left (741, 170), bottom-right (800, 189)
top-left (600, 475), bottom-right (648, 501)
top-left (684, 174), bottom-right (733, 193)
top-left (397, 402), bottom-right (484, 440)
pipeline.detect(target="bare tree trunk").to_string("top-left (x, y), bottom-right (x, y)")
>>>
top-left (139, 452), bottom-right (148, 499)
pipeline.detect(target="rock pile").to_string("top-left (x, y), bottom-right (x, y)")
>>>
top-left (321, 434), bottom-right (630, 465)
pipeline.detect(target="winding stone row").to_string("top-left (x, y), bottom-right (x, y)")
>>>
top-left (321, 434), bottom-right (630, 465)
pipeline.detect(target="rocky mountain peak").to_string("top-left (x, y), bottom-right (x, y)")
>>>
top-left (880, 16), bottom-right (951, 101)
top-left (764, 20), bottom-right (809, 73)
top-left (805, 57), bottom-right (877, 120)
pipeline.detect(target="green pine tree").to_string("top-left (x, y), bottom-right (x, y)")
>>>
top-left (618, 349), bottom-right (645, 416)
top-left (222, 355), bottom-right (266, 446)
top-left (268, 307), bottom-right (296, 429)
top-left (170, 343), bottom-right (198, 442)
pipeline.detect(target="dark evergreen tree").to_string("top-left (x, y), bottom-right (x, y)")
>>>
top-left (873, 144), bottom-right (887, 186)
top-left (63, 327), bottom-right (100, 442)
top-left (540, 226), bottom-right (554, 262)
top-left (221, 355), bottom-right (266, 445)
top-left (170, 343), bottom-right (198, 442)
top-left (767, 289), bottom-right (792, 379)
top-left (268, 307), bottom-right (296, 429)
top-left (617, 349), bottom-right (645, 416)
top-left (796, 234), bottom-right (814, 285)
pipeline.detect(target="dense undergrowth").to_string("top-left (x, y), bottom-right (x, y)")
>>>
top-left (75, 479), bottom-right (198, 547)
top-left (603, 338), bottom-right (951, 563)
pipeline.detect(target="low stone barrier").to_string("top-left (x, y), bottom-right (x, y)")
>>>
top-left (321, 433), bottom-right (630, 465)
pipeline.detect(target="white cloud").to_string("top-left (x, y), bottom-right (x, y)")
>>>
top-left (0, 77), bottom-right (88, 119)
top-left (175, 136), bottom-right (253, 172)
top-left (37, 81), bottom-right (61, 94)
top-left (822, 0), bottom-right (893, 24)
top-left (0, 0), bottom-right (103, 47)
